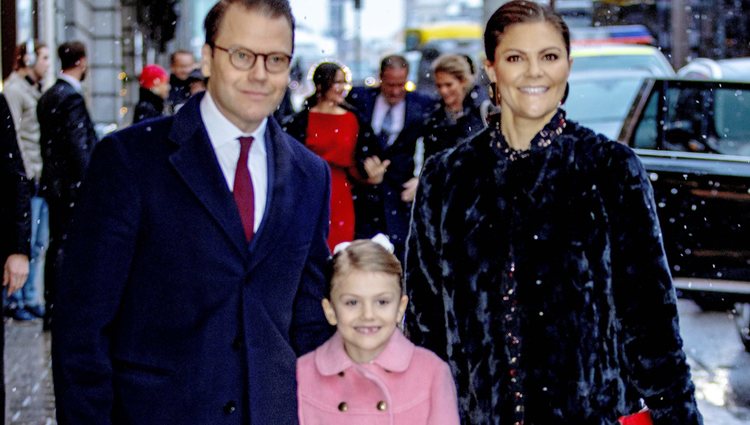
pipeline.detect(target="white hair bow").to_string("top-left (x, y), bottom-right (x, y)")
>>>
top-left (332, 233), bottom-right (394, 255)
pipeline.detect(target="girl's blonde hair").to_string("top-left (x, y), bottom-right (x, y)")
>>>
top-left (330, 240), bottom-right (402, 293)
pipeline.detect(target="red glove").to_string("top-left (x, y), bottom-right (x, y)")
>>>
top-left (618, 410), bottom-right (653, 425)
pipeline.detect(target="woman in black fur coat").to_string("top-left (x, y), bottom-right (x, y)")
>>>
top-left (404, 2), bottom-right (703, 424)
top-left (422, 54), bottom-right (486, 160)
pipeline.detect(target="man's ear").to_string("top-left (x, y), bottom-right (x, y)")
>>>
top-left (322, 298), bottom-right (338, 326)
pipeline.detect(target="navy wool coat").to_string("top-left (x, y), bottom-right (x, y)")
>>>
top-left (345, 86), bottom-right (435, 260)
top-left (51, 93), bottom-right (334, 425)
top-left (405, 111), bottom-right (702, 425)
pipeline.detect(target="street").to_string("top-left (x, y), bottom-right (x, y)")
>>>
top-left (4, 299), bottom-right (750, 423)
top-left (679, 300), bottom-right (750, 424)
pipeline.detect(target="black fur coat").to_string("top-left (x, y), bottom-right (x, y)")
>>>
top-left (404, 110), bottom-right (702, 425)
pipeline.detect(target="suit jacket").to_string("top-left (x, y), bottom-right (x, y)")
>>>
top-left (37, 78), bottom-right (98, 205)
top-left (345, 87), bottom-right (435, 259)
top-left (0, 93), bottom-right (31, 260)
top-left (51, 93), bottom-right (334, 425)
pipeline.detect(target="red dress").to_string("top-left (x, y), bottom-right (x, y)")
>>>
top-left (305, 111), bottom-right (359, 250)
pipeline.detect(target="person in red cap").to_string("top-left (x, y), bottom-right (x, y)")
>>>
top-left (132, 64), bottom-right (170, 125)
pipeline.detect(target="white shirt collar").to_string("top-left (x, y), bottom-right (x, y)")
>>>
top-left (200, 91), bottom-right (268, 153)
top-left (58, 72), bottom-right (82, 93)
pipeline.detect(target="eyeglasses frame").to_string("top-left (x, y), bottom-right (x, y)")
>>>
top-left (212, 44), bottom-right (292, 74)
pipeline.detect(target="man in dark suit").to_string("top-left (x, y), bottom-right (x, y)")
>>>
top-left (37, 40), bottom-right (98, 330)
top-left (1, 92), bottom-right (32, 424)
top-left (51, 1), bottom-right (332, 424)
top-left (346, 55), bottom-right (436, 261)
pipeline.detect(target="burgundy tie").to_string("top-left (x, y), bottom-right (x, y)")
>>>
top-left (234, 136), bottom-right (255, 242)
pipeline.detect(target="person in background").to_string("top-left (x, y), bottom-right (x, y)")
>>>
top-left (132, 64), bottom-right (170, 125)
top-left (37, 40), bottom-right (98, 331)
top-left (51, 0), bottom-right (333, 423)
top-left (283, 62), bottom-right (380, 250)
top-left (3, 40), bottom-right (51, 321)
top-left (345, 54), bottom-right (435, 262)
top-left (422, 54), bottom-right (486, 161)
top-left (186, 68), bottom-right (207, 96)
top-left (405, 1), bottom-right (702, 424)
top-left (167, 49), bottom-right (197, 113)
top-left (297, 236), bottom-right (459, 425)
top-left (1, 92), bottom-right (33, 425)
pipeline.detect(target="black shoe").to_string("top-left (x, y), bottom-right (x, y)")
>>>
top-left (11, 307), bottom-right (35, 321)
top-left (25, 304), bottom-right (46, 318)
top-left (4, 303), bottom-right (20, 318)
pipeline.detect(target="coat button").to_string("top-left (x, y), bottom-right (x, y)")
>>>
top-left (232, 335), bottom-right (242, 350)
top-left (223, 401), bottom-right (237, 414)
top-left (338, 402), bottom-right (348, 412)
top-left (376, 400), bottom-right (387, 411)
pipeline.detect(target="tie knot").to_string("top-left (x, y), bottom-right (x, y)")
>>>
top-left (238, 136), bottom-right (254, 154)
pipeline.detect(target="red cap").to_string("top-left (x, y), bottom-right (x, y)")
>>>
top-left (139, 64), bottom-right (168, 89)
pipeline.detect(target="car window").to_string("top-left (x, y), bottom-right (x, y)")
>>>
top-left (634, 82), bottom-right (750, 156)
top-left (633, 91), bottom-right (659, 149)
top-left (713, 89), bottom-right (750, 156)
top-left (566, 76), bottom-right (644, 139)
top-left (572, 54), bottom-right (673, 76)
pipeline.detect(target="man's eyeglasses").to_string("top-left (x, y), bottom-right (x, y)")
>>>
top-left (212, 45), bottom-right (292, 74)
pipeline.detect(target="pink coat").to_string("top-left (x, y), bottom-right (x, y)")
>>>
top-left (296, 330), bottom-right (460, 425)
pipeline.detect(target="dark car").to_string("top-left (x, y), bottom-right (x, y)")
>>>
top-left (616, 77), bottom-right (750, 348)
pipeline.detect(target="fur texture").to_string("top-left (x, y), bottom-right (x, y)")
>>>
top-left (405, 110), bottom-right (702, 425)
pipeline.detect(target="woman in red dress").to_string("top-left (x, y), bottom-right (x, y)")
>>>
top-left (283, 63), bottom-right (383, 250)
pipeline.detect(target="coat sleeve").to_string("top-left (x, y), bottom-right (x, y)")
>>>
top-left (404, 156), bottom-right (449, 360)
top-left (602, 144), bottom-right (702, 425)
top-left (0, 94), bottom-right (32, 258)
top-left (61, 94), bottom-right (96, 187)
top-left (51, 135), bottom-right (140, 425)
top-left (290, 160), bottom-right (334, 355)
top-left (427, 358), bottom-right (461, 425)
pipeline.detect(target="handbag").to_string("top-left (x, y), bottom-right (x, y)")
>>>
top-left (618, 409), bottom-right (653, 425)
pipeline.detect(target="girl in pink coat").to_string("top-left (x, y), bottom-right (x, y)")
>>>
top-left (297, 235), bottom-right (460, 425)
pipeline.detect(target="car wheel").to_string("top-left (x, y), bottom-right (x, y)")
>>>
top-left (734, 302), bottom-right (750, 353)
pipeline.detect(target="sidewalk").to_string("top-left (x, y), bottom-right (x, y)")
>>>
top-left (3, 318), bottom-right (55, 424)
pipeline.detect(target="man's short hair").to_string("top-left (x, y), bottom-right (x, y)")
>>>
top-left (380, 54), bottom-right (409, 76)
top-left (58, 41), bottom-right (87, 71)
top-left (203, 0), bottom-right (295, 53)
top-left (170, 49), bottom-right (195, 66)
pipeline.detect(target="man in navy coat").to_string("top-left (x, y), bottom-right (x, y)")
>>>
top-left (346, 55), bottom-right (435, 262)
top-left (51, 1), bottom-right (332, 424)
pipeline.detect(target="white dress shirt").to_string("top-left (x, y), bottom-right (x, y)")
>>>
top-left (58, 72), bottom-right (83, 93)
top-left (372, 95), bottom-right (405, 146)
top-left (200, 91), bottom-right (268, 232)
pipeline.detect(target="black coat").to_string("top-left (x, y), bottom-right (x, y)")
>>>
top-left (405, 110), bottom-right (702, 425)
top-left (168, 74), bottom-right (191, 113)
top-left (345, 87), bottom-right (436, 260)
top-left (423, 89), bottom-right (486, 160)
top-left (132, 88), bottom-right (165, 125)
top-left (37, 78), bottom-right (98, 205)
top-left (51, 94), bottom-right (333, 424)
top-left (0, 93), bottom-right (31, 260)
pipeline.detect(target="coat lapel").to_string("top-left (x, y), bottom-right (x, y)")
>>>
top-left (247, 117), bottom-right (295, 270)
top-left (167, 94), bottom-right (248, 257)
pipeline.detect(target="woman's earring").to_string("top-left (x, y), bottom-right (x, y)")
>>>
top-left (560, 81), bottom-right (570, 106)
top-left (489, 82), bottom-right (498, 106)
